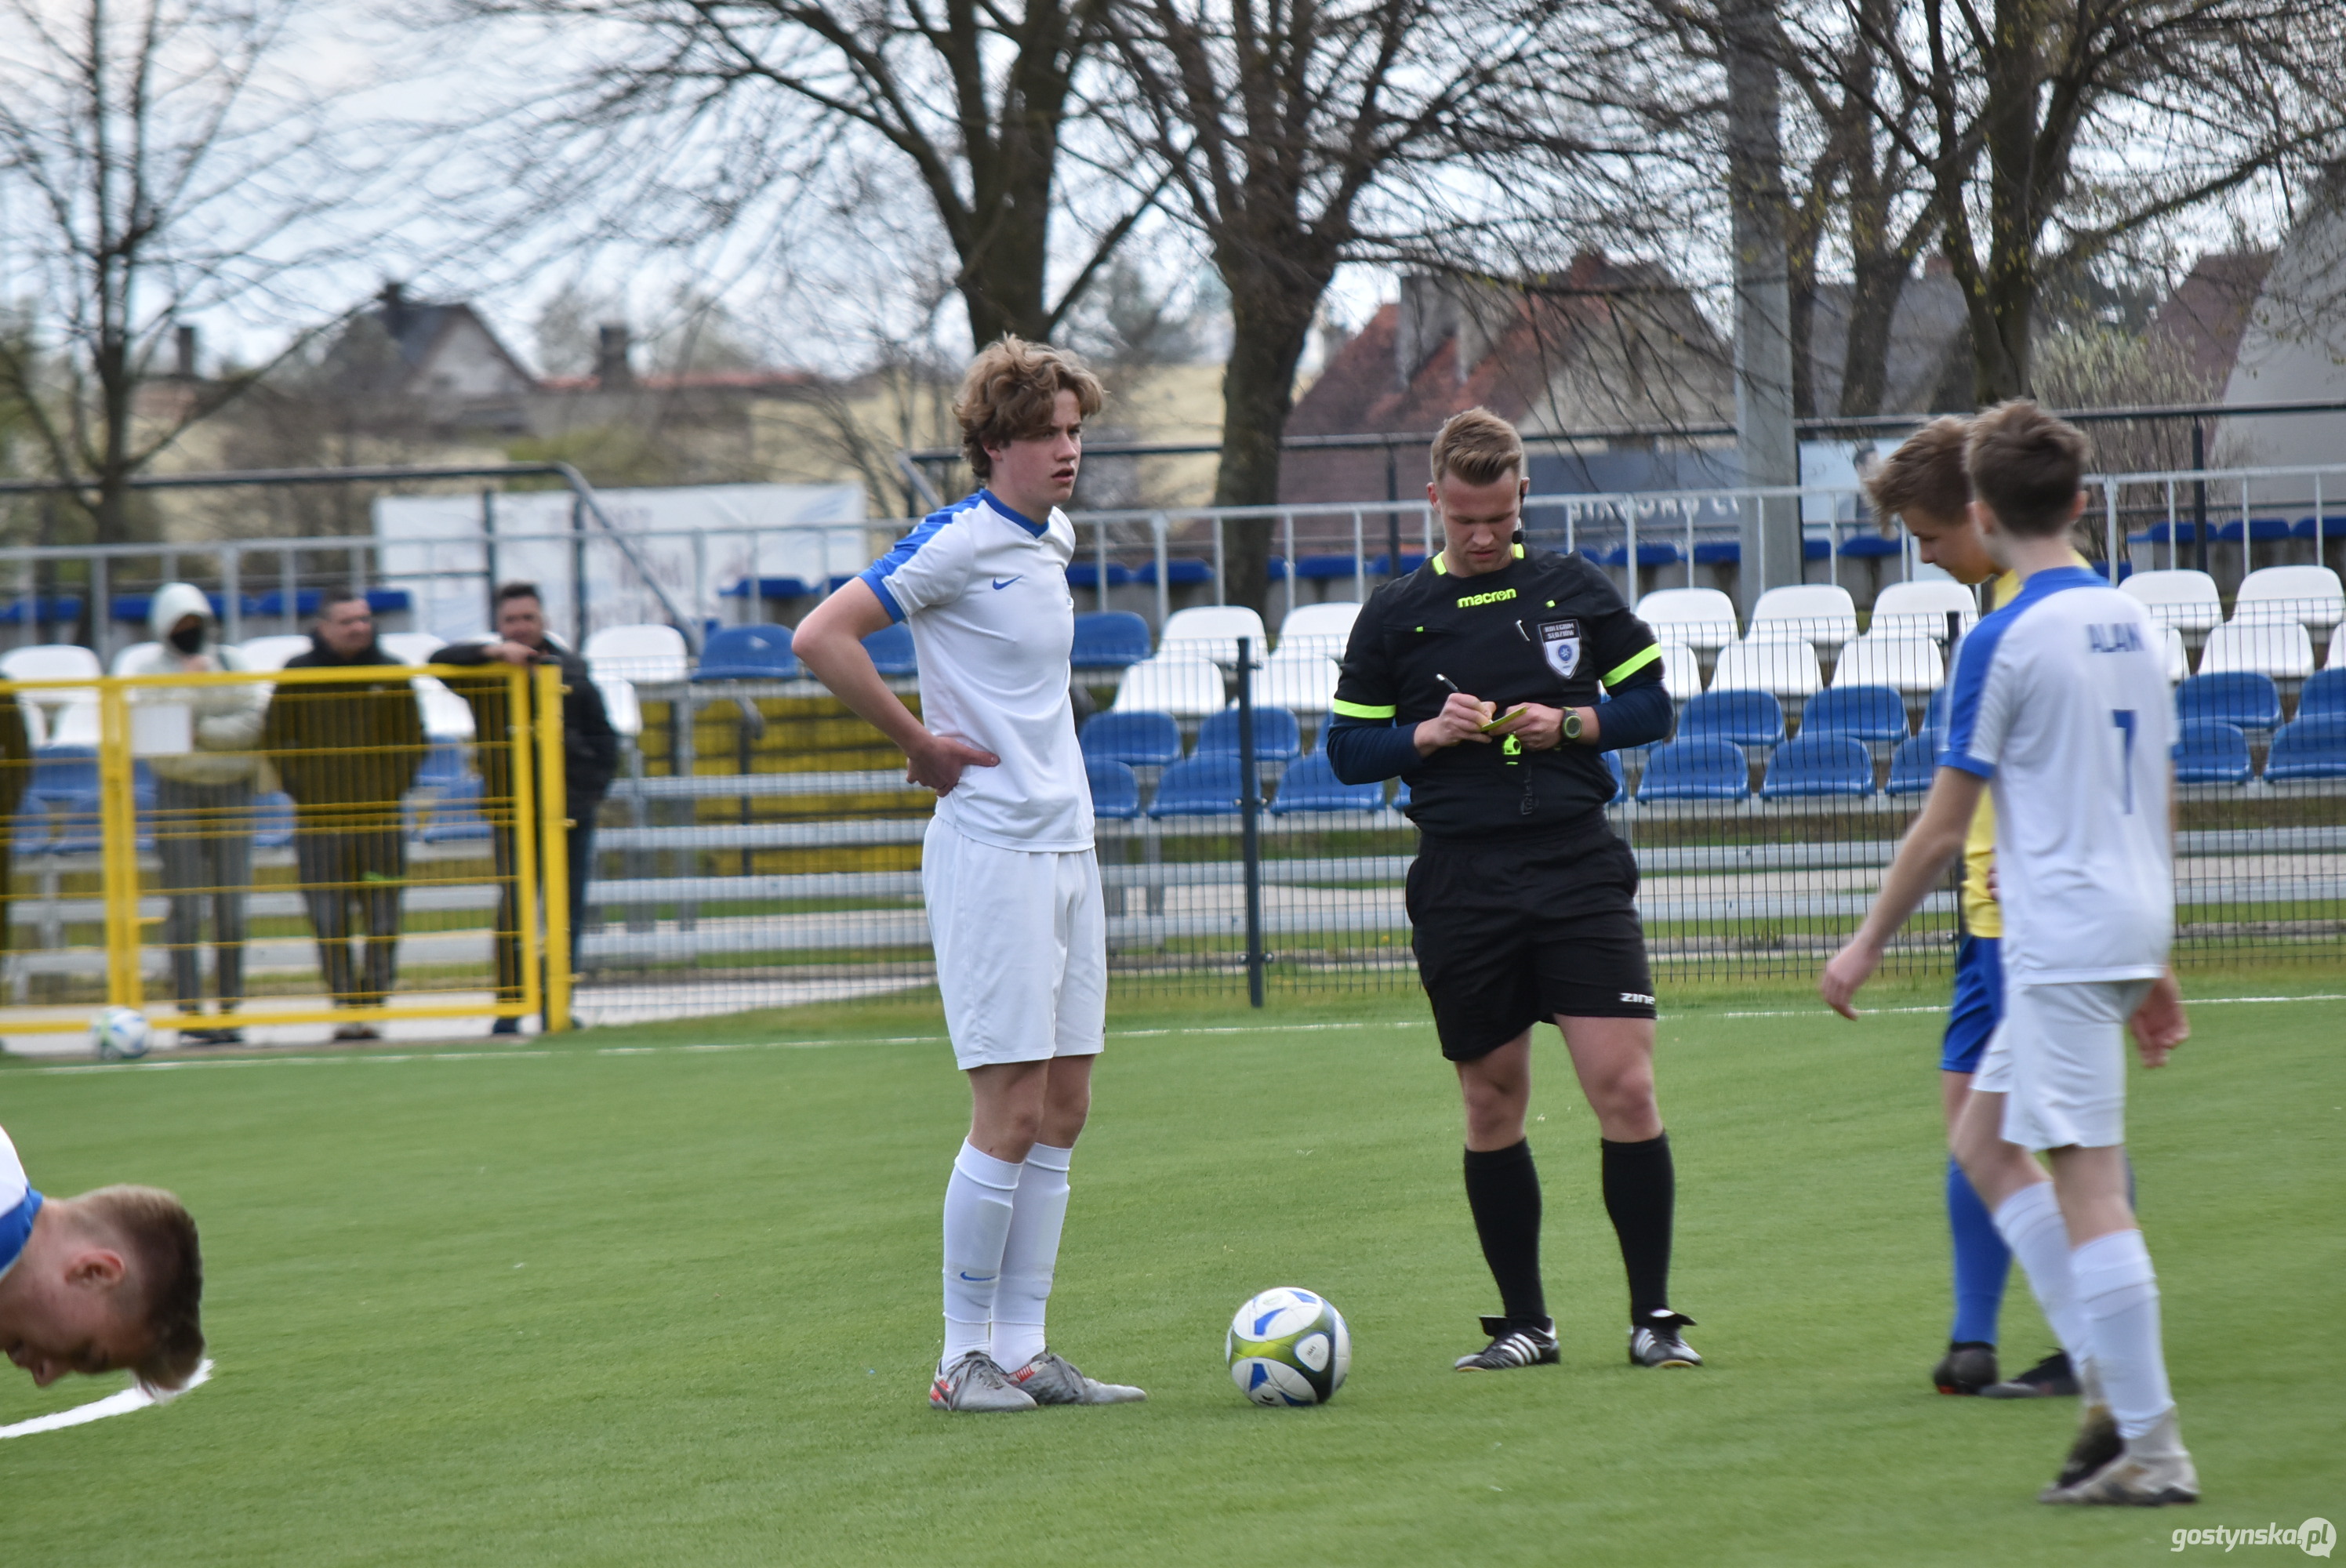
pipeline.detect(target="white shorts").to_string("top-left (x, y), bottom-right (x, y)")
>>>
top-left (922, 818), bottom-right (1107, 1071)
top-left (1972, 978), bottom-right (2152, 1151)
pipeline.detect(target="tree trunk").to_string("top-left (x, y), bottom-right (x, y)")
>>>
top-left (1971, 0), bottom-right (2046, 402)
top-left (1838, 250), bottom-right (1908, 416)
top-left (1211, 248), bottom-right (1326, 615)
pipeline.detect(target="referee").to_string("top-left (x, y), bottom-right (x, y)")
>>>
top-left (1325, 408), bottom-right (1699, 1372)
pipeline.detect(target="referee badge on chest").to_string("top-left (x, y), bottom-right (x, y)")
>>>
top-left (1538, 619), bottom-right (1582, 681)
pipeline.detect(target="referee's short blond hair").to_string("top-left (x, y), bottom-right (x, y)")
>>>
top-left (1429, 408), bottom-right (1524, 488)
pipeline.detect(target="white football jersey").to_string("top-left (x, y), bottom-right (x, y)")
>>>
top-left (0, 1123), bottom-right (39, 1282)
top-left (1941, 565), bottom-right (2174, 982)
top-left (857, 491), bottom-right (1092, 852)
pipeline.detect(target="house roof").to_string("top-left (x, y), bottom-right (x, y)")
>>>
top-left (1803, 269), bottom-right (1972, 416)
top-left (2151, 251), bottom-right (2275, 387)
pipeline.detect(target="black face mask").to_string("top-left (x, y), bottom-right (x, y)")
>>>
top-left (169, 625), bottom-right (205, 655)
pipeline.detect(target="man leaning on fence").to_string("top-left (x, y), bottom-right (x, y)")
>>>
top-left (431, 583), bottom-right (616, 1037)
top-left (260, 590), bottom-right (426, 1043)
top-left (121, 585), bottom-right (267, 1047)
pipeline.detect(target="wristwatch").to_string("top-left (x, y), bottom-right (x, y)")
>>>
top-left (1560, 709), bottom-right (1584, 743)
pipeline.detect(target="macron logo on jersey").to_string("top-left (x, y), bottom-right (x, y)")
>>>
top-left (2086, 622), bottom-right (2146, 654)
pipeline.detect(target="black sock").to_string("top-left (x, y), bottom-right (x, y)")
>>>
top-left (1463, 1139), bottom-right (1545, 1327)
top-left (1600, 1132), bottom-right (1675, 1322)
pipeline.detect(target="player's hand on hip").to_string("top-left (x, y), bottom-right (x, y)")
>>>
top-left (1488, 702), bottom-right (1564, 750)
top-left (2128, 970), bottom-right (2188, 1067)
top-left (1414, 691), bottom-right (1494, 753)
top-left (1818, 938), bottom-right (1882, 1019)
top-left (906, 732), bottom-right (1000, 794)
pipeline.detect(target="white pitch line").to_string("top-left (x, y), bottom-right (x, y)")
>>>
top-left (1719, 993), bottom-right (2346, 1020)
top-left (0, 1359), bottom-right (212, 1440)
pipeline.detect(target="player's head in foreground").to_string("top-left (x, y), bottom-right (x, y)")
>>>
top-left (1425, 407), bottom-right (1528, 578)
top-left (1863, 416), bottom-right (1998, 583)
top-left (0, 1184), bottom-right (202, 1392)
top-left (955, 336), bottom-right (1103, 517)
top-left (1966, 400), bottom-right (2090, 562)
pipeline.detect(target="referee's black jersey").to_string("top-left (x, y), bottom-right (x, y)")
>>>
top-left (1331, 546), bottom-right (1664, 840)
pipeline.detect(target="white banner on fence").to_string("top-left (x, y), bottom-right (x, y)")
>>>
top-left (375, 483), bottom-right (869, 643)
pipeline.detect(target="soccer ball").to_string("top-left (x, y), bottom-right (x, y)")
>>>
top-left (91, 1006), bottom-right (151, 1062)
top-left (1226, 1287), bottom-right (1350, 1406)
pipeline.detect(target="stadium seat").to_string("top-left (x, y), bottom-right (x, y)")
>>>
top-left (1761, 735), bottom-right (1876, 798)
top-left (1868, 579), bottom-right (1979, 641)
top-left (108, 641), bottom-right (158, 676)
top-left (1710, 637), bottom-right (1822, 700)
top-left (11, 801), bottom-right (50, 856)
top-left (1109, 655), bottom-right (1226, 718)
top-left (1677, 688), bottom-right (1785, 749)
top-left (1589, 540), bottom-right (1684, 568)
top-left (597, 677), bottom-right (641, 740)
top-left (421, 773), bottom-right (494, 841)
top-left (2196, 621), bottom-right (2315, 682)
top-left (1066, 561), bottom-right (1134, 590)
top-left (1602, 750), bottom-right (1625, 804)
top-left (2297, 669), bottom-right (2346, 723)
top-left (416, 740), bottom-right (470, 788)
top-left (1800, 686), bottom-right (1909, 745)
top-left (1084, 758), bottom-right (1142, 820)
top-left (1749, 584), bottom-right (1859, 650)
top-left (234, 633), bottom-right (314, 673)
top-left (415, 678), bottom-right (476, 742)
top-left (718, 575), bottom-right (813, 604)
top-left (1266, 753), bottom-right (1383, 815)
top-left (2174, 721), bottom-right (2251, 786)
top-left (692, 624), bottom-right (802, 681)
top-left (1243, 651), bottom-right (1339, 714)
top-left (1134, 558), bottom-right (1214, 587)
top-left (0, 643), bottom-right (100, 695)
top-left (248, 588), bottom-right (321, 619)
top-left (2175, 671), bottom-right (2282, 734)
top-left (1197, 706), bottom-right (1303, 763)
top-left (378, 631), bottom-right (446, 666)
top-left (1886, 735), bottom-right (1937, 797)
top-left (2294, 514), bottom-right (2346, 542)
top-left (2160, 626), bottom-right (2190, 683)
top-left (1692, 539), bottom-right (1740, 565)
top-left (1070, 612), bottom-right (1153, 670)
top-left (45, 702), bottom-right (100, 748)
top-left (2231, 565), bottom-right (2344, 633)
top-left (1654, 641), bottom-right (1703, 702)
top-left (2212, 516), bottom-right (2293, 545)
top-left (1158, 604), bottom-right (1269, 666)
top-left (2263, 717), bottom-right (2346, 783)
top-left (1832, 634), bottom-right (1943, 695)
top-left (1276, 601), bottom-right (1362, 660)
top-left (860, 623), bottom-right (918, 677)
top-left (1146, 754), bottom-right (1245, 817)
top-left (1636, 739), bottom-right (1752, 801)
top-left (585, 623), bottom-right (691, 684)
top-left (253, 791), bottom-right (297, 848)
top-left (2119, 569), bottom-right (2223, 634)
top-left (1080, 711), bottom-right (1182, 769)
top-left (49, 791), bottom-right (105, 855)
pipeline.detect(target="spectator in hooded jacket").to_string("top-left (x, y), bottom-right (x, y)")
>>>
top-left (119, 584), bottom-right (267, 1045)
top-left (260, 590), bottom-right (427, 1041)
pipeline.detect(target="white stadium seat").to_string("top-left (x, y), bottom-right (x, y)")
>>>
top-left (48, 699), bottom-right (101, 747)
top-left (1, 643), bottom-right (101, 688)
top-left (2161, 626), bottom-right (2189, 684)
top-left (1749, 585), bottom-right (1858, 651)
top-left (2231, 565), bottom-right (2344, 633)
top-left (109, 641), bottom-right (158, 676)
top-left (2196, 621), bottom-right (2315, 681)
top-left (2119, 569), bottom-right (2222, 634)
top-left (1868, 579), bottom-right (1978, 641)
top-left (1109, 655), bottom-right (1226, 718)
top-left (1635, 588), bottom-right (1740, 652)
top-left (596, 676), bottom-right (643, 739)
top-left (1711, 637), bottom-right (1822, 699)
top-left (1832, 635), bottom-right (1943, 695)
top-left (1276, 601), bottom-right (1361, 661)
top-left (1246, 651), bottom-right (1340, 713)
top-left (1655, 641), bottom-right (1703, 702)
top-left (584, 622), bottom-right (692, 683)
top-left (234, 633), bottom-right (315, 673)
top-left (377, 631), bottom-right (448, 665)
top-left (1158, 605), bottom-right (1269, 667)
top-left (416, 678), bottom-right (478, 742)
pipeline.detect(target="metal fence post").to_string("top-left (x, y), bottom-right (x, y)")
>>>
top-left (537, 661), bottom-right (573, 1033)
top-left (1236, 636), bottom-right (1265, 1007)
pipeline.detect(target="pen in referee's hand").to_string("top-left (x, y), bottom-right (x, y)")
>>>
top-left (1436, 673), bottom-right (1461, 696)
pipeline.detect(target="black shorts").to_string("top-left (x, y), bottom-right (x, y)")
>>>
top-left (1406, 819), bottom-right (1657, 1062)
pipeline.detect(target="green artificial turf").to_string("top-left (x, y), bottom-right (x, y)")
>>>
top-left (2, 976), bottom-right (2340, 1566)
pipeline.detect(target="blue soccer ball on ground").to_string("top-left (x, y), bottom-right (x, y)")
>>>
top-left (91, 1006), bottom-right (151, 1062)
top-left (1227, 1287), bottom-right (1351, 1406)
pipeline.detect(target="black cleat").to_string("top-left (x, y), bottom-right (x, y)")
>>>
top-left (1454, 1316), bottom-right (1560, 1370)
top-left (2051, 1400), bottom-right (2123, 1490)
top-left (1981, 1349), bottom-right (2079, 1399)
top-left (1628, 1308), bottom-right (1702, 1367)
top-left (1933, 1341), bottom-right (2000, 1396)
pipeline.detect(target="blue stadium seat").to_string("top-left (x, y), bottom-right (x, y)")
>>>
top-left (1080, 711), bottom-right (1182, 769)
top-left (1761, 735), bottom-right (1876, 797)
top-left (1133, 559), bottom-right (1213, 587)
top-left (1799, 686), bottom-right (1908, 745)
top-left (2213, 517), bottom-right (2293, 543)
top-left (719, 576), bottom-right (813, 603)
top-left (1676, 689), bottom-right (1785, 750)
top-left (1070, 611), bottom-right (1153, 670)
top-left (2293, 515), bottom-right (2346, 541)
top-left (0, 596), bottom-right (85, 626)
top-left (1692, 539), bottom-right (1740, 565)
top-left (2128, 521), bottom-right (2203, 546)
top-left (2174, 721), bottom-right (2251, 786)
top-left (1886, 735), bottom-right (1937, 796)
top-left (11, 803), bottom-right (50, 855)
top-left (1066, 561), bottom-right (1134, 590)
top-left (421, 774), bottom-right (493, 841)
top-left (2297, 669), bottom-right (2346, 723)
top-left (1636, 739), bottom-right (1752, 801)
top-left (1266, 753), bottom-right (1383, 815)
top-left (1196, 706), bottom-right (1302, 763)
top-left (1085, 758), bottom-right (1142, 821)
top-left (30, 744), bottom-right (97, 802)
top-left (2264, 717), bottom-right (2346, 783)
top-left (1146, 755), bottom-right (1245, 818)
top-left (2176, 671), bottom-right (2281, 734)
top-left (253, 791), bottom-right (298, 848)
top-left (1589, 542), bottom-right (1684, 568)
top-left (692, 625), bottom-right (802, 681)
top-left (416, 741), bottom-right (470, 789)
top-left (861, 623), bottom-right (918, 677)
top-left (364, 587), bottom-right (412, 615)
top-left (1837, 534), bottom-right (1904, 558)
top-left (1602, 750), bottom-right (1625, 803)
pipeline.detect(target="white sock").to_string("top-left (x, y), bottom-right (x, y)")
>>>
top-left (991, 1143), bottom-right (1073, 1373)
top-left (2072, 1229), bottom-right (2174, 1441)
top-left (1991, 1181), bottom-right (2094, 1372)
top-left (942, 1142), bottom-right (1022, 1363)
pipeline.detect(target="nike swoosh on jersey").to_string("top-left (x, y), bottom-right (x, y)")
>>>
top-left (992, 575), bottom-right (1022, 590)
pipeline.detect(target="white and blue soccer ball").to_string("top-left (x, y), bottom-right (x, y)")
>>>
top-left (1227, 1287), bottom-right (1351, 1406)
top-left (91, 1006), bottom-right (151, 1062)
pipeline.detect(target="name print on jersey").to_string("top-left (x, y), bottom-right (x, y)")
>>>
top-left (2086, 622), bottom-right (2146, 653)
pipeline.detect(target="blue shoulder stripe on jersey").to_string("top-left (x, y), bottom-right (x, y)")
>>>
top-left (855, 494), bottom-right (984, 623)
top-left (979, 488), bottom-right (1048, 538)
top-left (1940, 564), bottom-right (2105, 775)
top-left (0, 1186), bottom-right (42, 1276)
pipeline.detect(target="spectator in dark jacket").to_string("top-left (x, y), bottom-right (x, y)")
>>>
top-left (260, 590), bottom-right (426, 1041)
top-left (431, 582), bottom-right (617, 1036)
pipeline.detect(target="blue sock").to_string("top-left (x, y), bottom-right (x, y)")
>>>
top-left (1947, 1156), bottom-right (2010, 1345)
